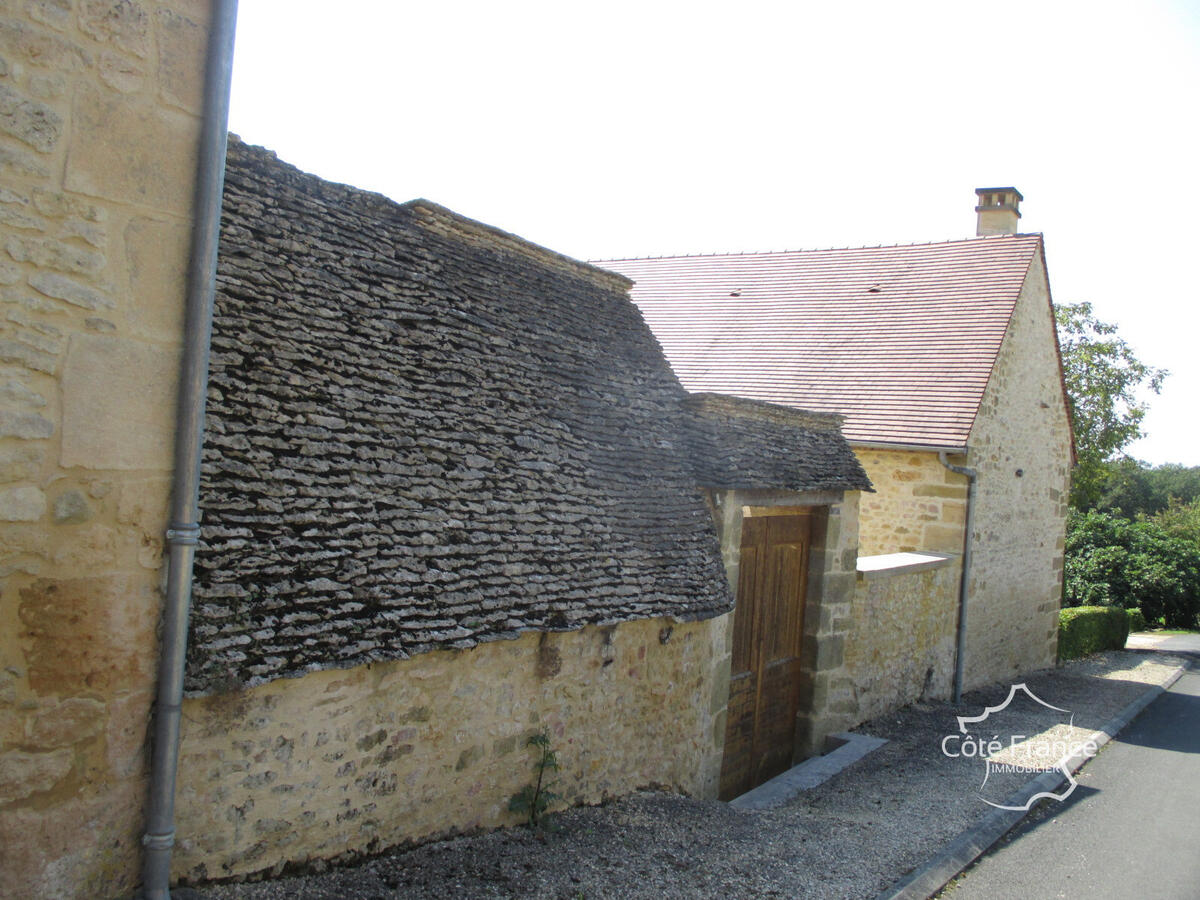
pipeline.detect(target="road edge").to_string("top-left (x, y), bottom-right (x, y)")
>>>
top-left (874, 660), bottom-right (1191, 900)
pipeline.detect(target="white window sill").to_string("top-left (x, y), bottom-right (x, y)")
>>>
top-left (856, 552), bottom-right (955, 578)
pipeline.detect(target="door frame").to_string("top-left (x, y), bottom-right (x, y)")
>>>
top-left (704, 489), bottom-right (843, 798)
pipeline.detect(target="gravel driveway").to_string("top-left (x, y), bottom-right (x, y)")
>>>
top-left (189, 651), bottom-right (1185, 900)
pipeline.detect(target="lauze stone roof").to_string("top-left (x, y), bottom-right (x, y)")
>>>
top-left (596, 236), bottom-right (1045, 449)
top-left (189, 139), bottom-right (863, 693)
top-left (685, 394), bottom-right (871, 493)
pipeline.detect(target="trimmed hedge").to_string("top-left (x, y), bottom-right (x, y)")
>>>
top-left (1127, 608), bottom-right (1147, 633)
top-left (1059, 606), bottom-right (1130, 660)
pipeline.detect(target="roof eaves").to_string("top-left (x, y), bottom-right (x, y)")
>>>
top-left (851, 439), bottom-right (970, 454)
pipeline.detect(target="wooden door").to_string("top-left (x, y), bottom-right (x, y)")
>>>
top-left (719, 512), bottom-right (811, 800)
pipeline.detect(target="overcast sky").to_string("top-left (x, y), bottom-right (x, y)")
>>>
top-left (228, 1), bottom-right (1200, 465)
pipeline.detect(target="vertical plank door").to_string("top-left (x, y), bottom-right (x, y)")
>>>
top-left (719, 512), bottom-right (811, 800)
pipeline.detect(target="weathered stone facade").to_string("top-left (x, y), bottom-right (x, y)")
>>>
top-left (960, 250), bottom-right (1071, 688)
top-left (0, 3), bottom-right (209, 898)
top-left (856, 449), bottom-right (967, 556)
top-left (174, 614), bottom-right (729, 881)
top-left (170, 139), bottom-right (871, 878)
top-left (844, 556), bottom-right (960, 722)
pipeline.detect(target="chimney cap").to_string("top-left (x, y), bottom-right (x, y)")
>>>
top-left (975, 186), bottom-right (1024, 203)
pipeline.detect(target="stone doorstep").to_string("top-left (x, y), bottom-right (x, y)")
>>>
top-left (728, 731), bottom-right (889, 811)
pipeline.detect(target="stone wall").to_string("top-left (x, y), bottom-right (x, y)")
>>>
top-left (844, 557), bottom-right (960, 722)
top-left (961, 250), bottom-right (1071, 688)
top-left (0, 3), bottom-right (208, 898)
top-left (172, 614), bottom-right (729, 882)
top-left (855, 448), bottom-right (967, 556)
top-left (852, 247), bottom-right (1071, 694)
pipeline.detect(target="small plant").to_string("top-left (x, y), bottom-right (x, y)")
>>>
top-left (508, 729), bottom-right (560, 829)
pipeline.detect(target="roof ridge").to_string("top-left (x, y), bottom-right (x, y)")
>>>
top-left (590, 232), bottom-right (1043, 264)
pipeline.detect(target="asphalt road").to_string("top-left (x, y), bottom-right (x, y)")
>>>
top-left (941, 666), bottom-right (1200, 900)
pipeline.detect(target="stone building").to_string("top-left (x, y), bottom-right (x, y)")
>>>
top-left (597, 192), bottom-right (1074, 710)
top-left (167, 139), bottom-right (870, 880)
top-left (0, 2), bottom-right (214, 898)
top-left (0, 3), bottom-right (1071, 895)
top-left (0, 8), bottom-right (874, 882)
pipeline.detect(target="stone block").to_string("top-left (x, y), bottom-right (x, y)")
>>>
top-left (0, 379), bottom-right (47, 410)
top-left (52, 488), bottom-right (92, 523)
top-left (912, 484), bottom-right (968, 499)
top-left (0, 82), bottom-right (63, 153)
top-left (29, 270), bottom-right (114, 310)
top-left (79, 0), bottom-right (152, 58)
top-left (923, 523), bottom-right (966, 551)
top-left (115, 476), bottom-right (169, 530)
top-left (0, 747), bottom-right (72, 803)
top-left (26, 0), bottom-right (73, 33)
top-left (0, 484), bottom-right (46, 520)
top-left (820, 571), bottom-right (856, 607)
top-left (17, 575), bottom-right (159, 694)
top-left (28, 696), bottom-right (105, 747)
top-left (30, 188), bottom-right (104, 223)
top-left (125, 216), bottom-right (188, 339)
top-left (98, 48), bottom-right (147, 93)
top-left (48, 521), bottom-right (120, 570)
top-left (0, 784), bottom-right (143, 900)
top-left (814, 635), bottom-right (845, 671)
top-left (708, 654), bottom-right (731, 714)
top-left (64, 83), bottom-right (198, 214)
top-left (0, 143), bottom-right (50, 179)
top-left (6, 234), bottom-right (104, 275)
top-left (156, 8), bottom-right (206, 113)
top-left (60, 334), bottom-right (179, 470)
top-left (106, 689), bottom-right (151, 778)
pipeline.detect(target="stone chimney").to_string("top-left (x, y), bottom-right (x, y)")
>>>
top-left (974, 187), bottom-right (1023, 236)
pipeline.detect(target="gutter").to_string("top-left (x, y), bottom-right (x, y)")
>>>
top-left (141, 2), bottom-right (238, 898)
top-left (852, 440), bottom-right (968, 455)
top-left (939, 450), bottom-right (977, 705)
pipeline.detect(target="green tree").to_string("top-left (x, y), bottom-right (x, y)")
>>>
top-left (1152, 497), bottom-right (1200, 547)
top-left (1055, 302), bottom-right (1167, 509)
top-left (1098, 462), bottom-right (1200, 518)
top-left (1064, 509), bottom-right (1200, 628)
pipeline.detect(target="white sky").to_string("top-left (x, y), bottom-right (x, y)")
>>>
top-left (228, 0), bottom-right (1200, 465)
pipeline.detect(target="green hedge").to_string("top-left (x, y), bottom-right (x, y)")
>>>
top-left (1127, 608), bottom-right (1147, 633)
top-left (1059, 606), bottom-right (1130, 661)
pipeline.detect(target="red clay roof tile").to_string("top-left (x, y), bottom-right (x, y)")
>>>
top-left (594, 234), bottom-right (1042, 449)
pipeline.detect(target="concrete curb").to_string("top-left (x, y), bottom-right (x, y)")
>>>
top-left (731, 732), bottom-right (888, 810)
top-left (875, 661), bottom-right (1191, 900)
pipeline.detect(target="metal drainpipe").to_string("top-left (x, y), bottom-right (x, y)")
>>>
top-left (142, 2), bottom-right (238, 897)
top-left (939, 450), bottom-right (977, 705)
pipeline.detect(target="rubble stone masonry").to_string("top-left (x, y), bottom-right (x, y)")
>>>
top-left (0, 2), bottom-right (210, 898)
top-left (962, 250), bottom-right (1071, 688)
top-left (173, 615), bottom-right (730, 882)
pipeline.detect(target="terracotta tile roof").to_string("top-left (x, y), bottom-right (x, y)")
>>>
top-left (594, 234), bottom-right (1043, 449)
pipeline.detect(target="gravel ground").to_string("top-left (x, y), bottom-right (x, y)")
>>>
top-left (189, 651), bottom-right (1186, 900)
